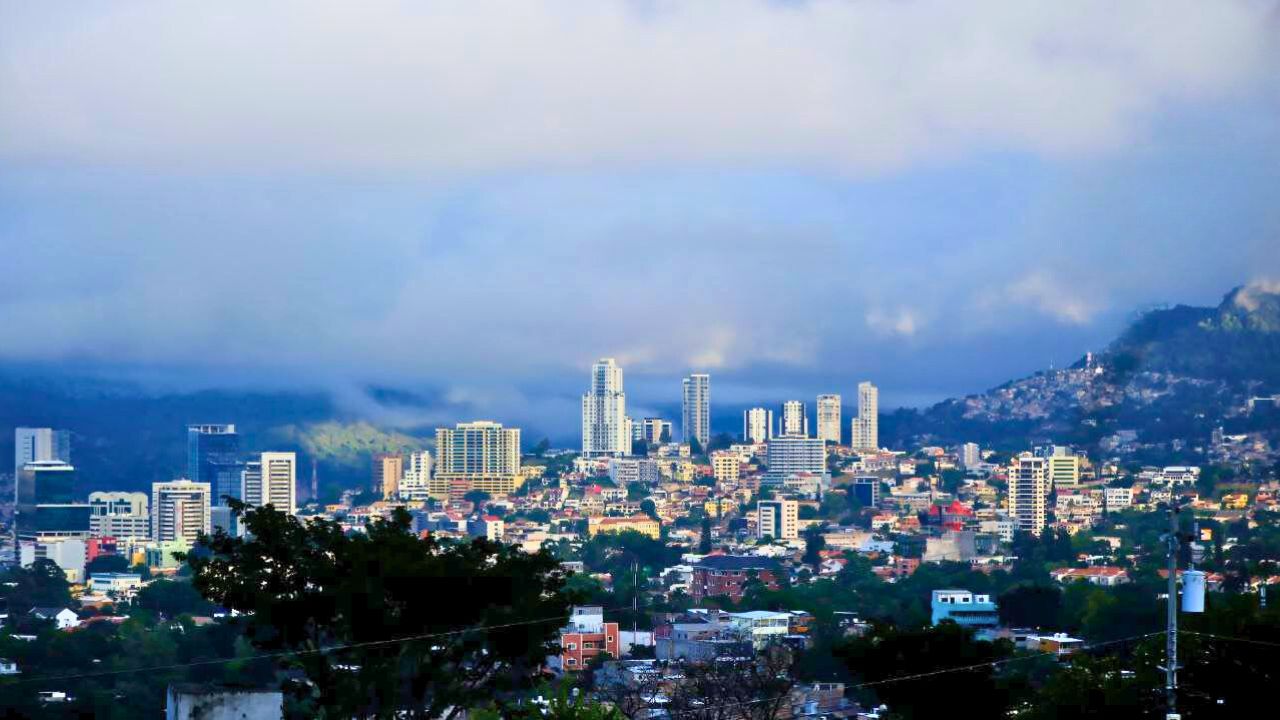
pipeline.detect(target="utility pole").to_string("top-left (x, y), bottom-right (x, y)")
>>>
top-left (1164, 503), bottom-right (1180, 720)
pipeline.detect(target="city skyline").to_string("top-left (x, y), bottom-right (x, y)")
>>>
top-left (2, 2), bottom-right (1278, 433)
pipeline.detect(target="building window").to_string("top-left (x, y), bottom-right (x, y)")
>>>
top-left (566, 658), bottom-right (576, 666)
top-left (566, 643), bottom-right (576, 650)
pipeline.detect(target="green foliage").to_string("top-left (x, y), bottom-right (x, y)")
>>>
top-left (133, 579), bottom-right (215, 618)
top-left (85, 554), bottom-right (131, 577)
top-left (185, 501), bottom-right (571, 717)
top-left (0, 559), bottom-right (72, 615)
top-left (698, 515), bottom-right (712, 554)
top-left (835, 623), bottom-right (1016, 719)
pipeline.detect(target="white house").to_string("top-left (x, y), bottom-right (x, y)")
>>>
top-left (29, 607), bottom-right (79, 630)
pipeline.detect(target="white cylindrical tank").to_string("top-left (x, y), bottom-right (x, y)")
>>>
top-left (1182, 570), bottom-right (1206, 613)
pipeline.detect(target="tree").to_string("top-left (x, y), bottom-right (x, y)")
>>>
top-left (659, 427), bottom-right (672, 444)
top-left (998, 584), bottom-right (1063, 629)
top-left (0, 559), bottom-right (72, 615)
top-left (464, 489), bottom-right (492, 506)
top-left (640, 499), bottom-right (658, 521)
top-left (699, 515), bottom-right (713, 554)
top-left (185, 501), bottom-right (571, 718)
top-left (835, 623), bottom-right (1015, 719)
top-left (803, 526), bottom-right (826, 569)
top-left (532, 438), bottom-right (551, 457)
top-left (134, 579), bottom-right (215, 618)
top-left (85, 554), bottom-right (131, 577)
top-left (688, 435), bottom-right (704, 457)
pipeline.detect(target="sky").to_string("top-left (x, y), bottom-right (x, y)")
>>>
top-left (2, 1), bottom-right (1280, 438)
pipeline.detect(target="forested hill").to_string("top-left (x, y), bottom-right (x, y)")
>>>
top-left (0, 371), bottom-right (428, 501)
top-left (884, 284), bottom-right (1280, 456)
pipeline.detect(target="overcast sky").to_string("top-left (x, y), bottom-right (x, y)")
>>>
top-left (3, 1), bottom-right (1280, 436)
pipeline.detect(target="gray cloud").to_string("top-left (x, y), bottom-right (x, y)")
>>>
top-left (1, 1), bottom-right (1275, 176)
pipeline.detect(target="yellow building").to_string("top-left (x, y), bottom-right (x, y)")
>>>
top-left (1221, 493), bottom-right (1249, 510)
top-left (712, 454), bottom-right (742, 484)
top-left (587, 515), bottom-right (661, 539)
top-left (373, 453), bottom-right (404, 499)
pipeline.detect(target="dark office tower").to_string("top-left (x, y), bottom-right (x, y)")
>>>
top-left (187, 424), bottom-right (243, 506)
top-left (14, 460), bottom-right (79, 541)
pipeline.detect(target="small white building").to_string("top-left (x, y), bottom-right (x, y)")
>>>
top-left (728, 611), bottom-right (791, 649)
top-left (29, 607), bottom-right (79, 630)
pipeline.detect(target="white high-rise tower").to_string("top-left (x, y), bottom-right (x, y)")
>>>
top-left (682, 374), bottom-right (710, 449)
top-left (743, 407), bottom-right (773, 443)
top-left (582, 358), bottom-right (630, 456)
top-left (816, 394), bottom-right (842, 444)
top-left (779, 401), bottom-right (808, 437)
top-left (850, 381), bottom-right (879, 451)
top-left (242, 452), bottom-right (297, 515)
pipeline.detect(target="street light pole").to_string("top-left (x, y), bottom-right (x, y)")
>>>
top-left (1165, 503), bottom-right (1180, 719)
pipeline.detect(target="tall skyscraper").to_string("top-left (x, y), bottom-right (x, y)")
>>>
top-left (743, 407), bottom-right (773, 443)
top-left (816, 394), bottom-right (842, 444)
top-left (682, 374), bottom-right (710, 449)
top-left (432, 421), bottom-right (523, 500)
top-left (187, 424), bottom-right (243, 506)
top-left (373, 453), bottom-right (404, 499)
top-left (582, 358), bottom-right (630, 457)
top-left (242, 452), bottom-right (297, 515)
top-left (152, 479), bottom-right (211, 544)
top-left (961, 442), bottom-right (981, 469)
top-left (757, 499), bottom-right (799, 540)
top-left (850, 381), bottom-right (879, 451)
top-left (14, 428), bottom-right (71, 474)
top-left (1008, 453), bottom-right (1047, 535)
top-left (779, 401), bottom-right (809, 437)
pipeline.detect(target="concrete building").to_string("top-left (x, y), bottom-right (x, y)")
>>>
top-left (816, 394), bottom-right (842, 444)
top-left (400, 450), bottom-right (433, 501)
top-left (931, 589), bottom-right (998, 629)
top-left (1047, 447), bottom-right (1081, 489)
top-left (166, 685), bottom-right (283, 720)
top-left (757, 499), bottom-right (799, 540)
top-left (582, 358), bottom-right (630, 457)
top-left (88, 492), bottom-right (150, 540)
top-left (559, 606), bottom-right (619, 672)
top-left (711, 453), bottom-right (741, 484)
top-left (850, 382), bottom-right (879, 451)
top-left (14, 428), bottom-right (71, 475)
top-left (779, 400), bottom-right (809, 437)
top-left (743, 407), bottom-right (773, 444)
top-left (1008, 453), bottom-right (1047, 535)
top-left (690, 556), bottom-right (782, 602)
top-left (608, 457), bottom-right (660, 485)
top-left (850, 476), bottom-right (881, 507)
top-left (152, 480), bottom-right (211, 544)
top-left (14, 460), bottom-right (79, 542)
top-left (372, 453), bottom-right (404, 500)
top-left (763, 436), bottom-right (828, 488)
top-left (431, 421), bottom-right (522, 500)
top-left (728, 610), bottom-right (792, 649)
top-left (682, 374), bottom-right (711, 449)
top-left (961, 442), bottom-right (981, 469)
top-left (587, 515), bottom-right (661, 540)
top-left (638, 418), bottom-right (673, 446)
top-left (242, 452), bottom-right (297, 515)
top-left (20, 537), bottom-right (86, 583)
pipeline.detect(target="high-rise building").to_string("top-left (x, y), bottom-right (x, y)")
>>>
top-left (242, 452), bottom-right (297, 515)
top-left (711, 453), bottom-right (741, 484)
top-left (851, 476), bottom-right (881, 507)
top-left (639, 418), bottom-right (673, 446)
top-left (850, 382), bottom-right (879, 451)
top-left (779, 401), bottom-right (808, 437)
top-left (186, 424), bottom-right (238, 478)
top-left (372, 453), bottom-right (404, 499)
top-left (582, 358), bottom-right (630, 457)
top-left (88, 491), bottom-right (150, 540)
top-left (431, 421), bottom-right (523, 500)
top-left (14, 428), bottom-right (71, 475)
top-left (757, 499), bottom-right (799, 540)
top-left (14, 460), bottom-right (79, 541)
top-left (816, 394), bottom-right (842, 444)
top-left (1047, 446), bottom-right (1081, 489)
top-left (764, 436), bottom-right (828, 488)
top-left (961, 442), bottom-right (981, 469)
top-left (400, 450), bottom-right (433, 501)
top-left (1008, 453), bottom-right (1047, 536)
top-left (743, 407), bottom-right (773, 444)
top-left (682, 374), bottom-right (710, 449)
top-left (152, 480), bottom-right (211, 544)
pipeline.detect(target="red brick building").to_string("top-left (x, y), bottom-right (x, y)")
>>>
top-left (559, 606), bottom-right (620, 672)
top-left (690, 555), bottom-right (782, 602)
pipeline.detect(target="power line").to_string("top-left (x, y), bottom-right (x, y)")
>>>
top-left (1, 604), bottom-right (633, 687)
top-left (668, 631), bottom-right (1164, 717)
top-left (1179, 630), bottom-right (1280, 649)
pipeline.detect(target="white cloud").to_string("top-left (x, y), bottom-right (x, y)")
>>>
top-left (1234, 277), bottom-right (1280, 311)
top-left (1, 1), bottom-right (1273, 176)
top-left (866, 307), bottom-right (921, 337)
top-left (1004, 273), bottom-right (1100, 325)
